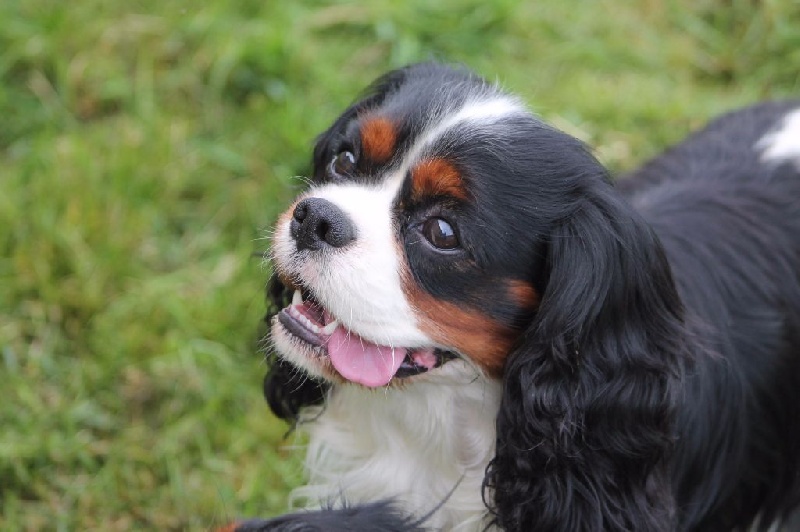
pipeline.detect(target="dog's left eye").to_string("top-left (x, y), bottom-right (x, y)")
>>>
top-left (422, 218), bottom-right (459, 250)
top-left (329, 150), bottom-right (357, 180)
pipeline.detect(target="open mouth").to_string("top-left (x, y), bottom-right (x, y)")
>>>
top-left (276, 289), bottom-right (455, 387)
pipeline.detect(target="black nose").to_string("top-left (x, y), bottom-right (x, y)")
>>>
top-left (290, 197), bottom-right (357, 251)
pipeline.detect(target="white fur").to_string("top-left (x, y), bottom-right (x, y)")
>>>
top-left (756, 108), bottom-right (800, 167)
top-left (402, 95), bottom-right (526, 174)
top-left (291, 361), bottom-right (502, 530)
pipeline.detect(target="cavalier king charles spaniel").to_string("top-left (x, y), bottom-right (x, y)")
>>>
top-left (232, 63), bottom-right (800, 531)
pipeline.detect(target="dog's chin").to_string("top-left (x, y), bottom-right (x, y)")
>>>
top-left (270, 288), bottom-right (456, 388)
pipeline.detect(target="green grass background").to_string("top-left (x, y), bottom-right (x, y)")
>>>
top-left (1, 0), bottom-right (798, 529)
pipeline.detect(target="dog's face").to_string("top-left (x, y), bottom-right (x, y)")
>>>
top-left (269, 63), bottom-right (600, 387)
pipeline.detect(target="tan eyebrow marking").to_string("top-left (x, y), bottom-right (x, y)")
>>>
top-left (410, 158), bottom-right (467, 201)
top-left (360, 116), bottom-right (397, 164)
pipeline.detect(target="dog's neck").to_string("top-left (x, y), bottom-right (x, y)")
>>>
top-left (291, 361), bottom-right (502, 530)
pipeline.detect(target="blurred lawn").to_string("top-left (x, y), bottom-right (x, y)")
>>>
top-left (1, 0), bottom-right (798, 529)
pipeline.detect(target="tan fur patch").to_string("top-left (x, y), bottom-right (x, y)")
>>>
top-left (408, 287), bottom-right (516, 377)
top-left (360, 117), bottom-right (397, 163)
top-left (507, 279), bottom-right (539, 310)
top-left (400, 270), bottom-right (531, 377)
top-left (411, 158), bottom-right (467, 201)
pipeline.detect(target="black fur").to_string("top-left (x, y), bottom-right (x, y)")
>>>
top-left (258, 63), bottom-right (800, 531)
top-left (486, 171), bottom-right (690, 531)
top-left (620, 101), bottom-right (800, 531)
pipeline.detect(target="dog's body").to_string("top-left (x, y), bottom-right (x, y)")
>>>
top-left (243, 64), bottom-right (800, 531)
top-left (620, 101), bottom-right (800, 531)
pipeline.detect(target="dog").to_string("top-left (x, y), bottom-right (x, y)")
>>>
top-left (235, 63), bottom-right (800, 531)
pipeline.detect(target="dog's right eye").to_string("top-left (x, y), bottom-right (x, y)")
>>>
top-left (422, 217), bottom-right (459, 250)
top-left (329, 150), bottom-right (357, 180)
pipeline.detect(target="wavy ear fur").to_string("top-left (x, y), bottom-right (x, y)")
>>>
top-left (486, 177), bottom-right (691, 531)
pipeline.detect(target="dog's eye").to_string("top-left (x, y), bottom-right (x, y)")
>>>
top-left (329, 150), bottom-right (357, 180)
top-left (422, 218), bottom-right (459, 250)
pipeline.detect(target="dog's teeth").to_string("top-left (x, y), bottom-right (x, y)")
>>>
top-left (292, 289), bottom-right (303, 306)
top-left (301, 315), bottom-right (320, 334)
top-left (322, 320), bottom-right (339, 335)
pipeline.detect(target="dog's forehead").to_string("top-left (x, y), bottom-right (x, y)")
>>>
top-left (352, 89), bottom-right (528, 199)
top-left (378, 79), bottom-right (523, 153)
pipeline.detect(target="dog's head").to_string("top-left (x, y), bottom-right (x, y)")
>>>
top-left (267, 63), bottom-right (607, 388)
top-left (264, 62), bottom-right (688, 529)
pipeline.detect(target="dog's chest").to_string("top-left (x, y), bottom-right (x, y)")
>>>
top-left (292, 367), bottom-right (502, 530)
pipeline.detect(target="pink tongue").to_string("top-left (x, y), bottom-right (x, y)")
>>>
top-left (327, 326), bottom-right (407, 387)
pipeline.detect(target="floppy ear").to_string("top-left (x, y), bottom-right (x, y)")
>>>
top-left (485, 180), bottom-right (690, 531)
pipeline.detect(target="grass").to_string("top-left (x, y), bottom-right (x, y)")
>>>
top-left (1, 0), bottom-right (798, 529)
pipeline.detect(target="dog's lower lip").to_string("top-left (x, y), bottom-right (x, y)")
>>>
top-left (278, 308), bottom-right (326, 347)
top-left (276, 289), bottom-right (460, 381)
top-left (395, 357), bottom-right (430, 378)
top-left (276, 313), bottom-right (457, 380)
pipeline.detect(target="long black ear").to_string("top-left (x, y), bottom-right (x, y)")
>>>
top-left (485, 178), bottom-right (691, 531)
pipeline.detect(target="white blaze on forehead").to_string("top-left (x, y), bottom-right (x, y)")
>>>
top-left (757, 108), bottom-right (800, 167)
top-left (402, 95), bottom-right (526, 173)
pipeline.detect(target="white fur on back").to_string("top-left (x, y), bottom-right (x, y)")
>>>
top-left (757, 108), bottom-right (800, 167)
top-left (290, 361), bottom-right (502, 531)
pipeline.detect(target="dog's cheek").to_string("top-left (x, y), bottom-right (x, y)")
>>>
top-left (400, 270), bottom-right (540, 376)
top-left (397, 274), bottom-right (509, 377)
